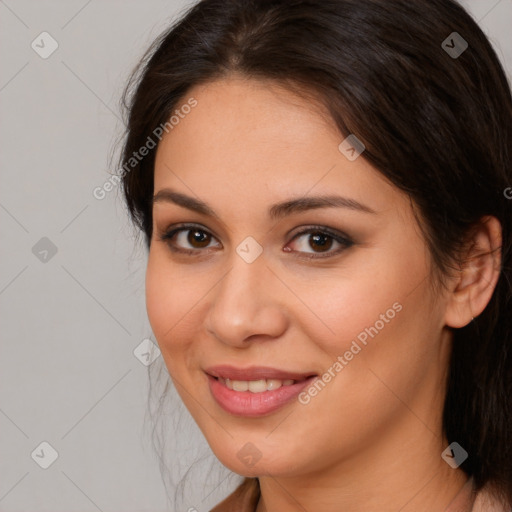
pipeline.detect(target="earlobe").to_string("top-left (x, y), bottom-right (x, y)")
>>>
top-left (444, 216), bottom-right (502, 329)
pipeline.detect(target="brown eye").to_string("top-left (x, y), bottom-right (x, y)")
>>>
top-left (308, 232), bottom-right (333, 252)
top-left (159, 224), bottom-right (222, 254)
top-left (187, 229), bottom-right (211, 248)
top-left (286, 226), bottom-right (354, 258)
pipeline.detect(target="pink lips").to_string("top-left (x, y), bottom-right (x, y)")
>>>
top-left (205, 365), bottom-right (317, 417)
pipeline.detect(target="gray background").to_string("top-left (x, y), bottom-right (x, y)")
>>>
top-left (0, 1), bottom-right (511, 511)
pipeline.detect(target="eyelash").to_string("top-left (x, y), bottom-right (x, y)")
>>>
top-left (157, 223), bottom-right (354, 259)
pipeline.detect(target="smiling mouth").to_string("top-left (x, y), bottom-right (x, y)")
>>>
top-left (205, 366), bottom-right (317, 417)
top-left (205, 364), bottom-right (316, 381)
top-left (216, 376), bottom-right (305, 392)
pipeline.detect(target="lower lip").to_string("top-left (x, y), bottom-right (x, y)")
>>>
top-left (207, 374), bottom-right (316, 417)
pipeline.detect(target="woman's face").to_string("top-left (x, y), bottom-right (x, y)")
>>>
top-left (147, 76), bottom-right (452, 478)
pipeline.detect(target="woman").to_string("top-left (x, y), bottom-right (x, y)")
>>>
top-left (119, 0), bottom-right (512, 510)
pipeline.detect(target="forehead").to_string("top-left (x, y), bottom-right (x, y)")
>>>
top-left (153, 77), bottom-right (403, 217)
top-left (155, 77), bottom-right (339, 171)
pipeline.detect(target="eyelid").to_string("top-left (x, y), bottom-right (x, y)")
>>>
top-left (287, 224), bottom-right (352, 242)
top-left (157, 222), bottom-right (222, 253)
top-left (157, 222), bottom-right (354, 258)
top-left (286, 225), bottom-right (354, 257)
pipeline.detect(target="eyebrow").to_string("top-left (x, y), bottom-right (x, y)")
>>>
top-left (152, 188), bottom-right (377, 219)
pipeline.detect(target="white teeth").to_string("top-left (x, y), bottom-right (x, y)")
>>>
top-left (232, 380), bottom-right (249, 392)
top-left (248, 380), bottom-right (267, 393)
top-left (266, 379), bottom-right (282, 391)
top-left (220, 377), bottom-right (297, 392)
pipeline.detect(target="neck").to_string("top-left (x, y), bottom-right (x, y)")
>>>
top-left (255, 423), bottom-right (472, 512)
top-left (256, 468), bottom-right (471, 512)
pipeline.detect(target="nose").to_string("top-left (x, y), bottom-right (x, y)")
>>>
top-left (204, 251), bottom-right (289, 347)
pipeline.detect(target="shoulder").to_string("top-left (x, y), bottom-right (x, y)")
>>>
top-left (473, 484), bottom-right (510, 512)
top-left (210, 478), bottom-right (260, 512)
top-left (209, 477), bottom-right (511, 512)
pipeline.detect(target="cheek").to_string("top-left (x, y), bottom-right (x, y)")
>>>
top-left (288, 250), bottom-right (435, 417)
top-left (295, 270), bottom-right (437, 429)
top-left (287, 259), bottom-right (409, 360)
top-left (145, 251), bottom-right (201, 365)
top-left (322, 247), bottom-right (429, 355)
top-left (145, 254), bottom-right (173, 340)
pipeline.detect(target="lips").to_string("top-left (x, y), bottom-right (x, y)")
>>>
top-left (205, 365), bottom-right (315, 381)
top-left (205, 365), bottom-right (317, 417)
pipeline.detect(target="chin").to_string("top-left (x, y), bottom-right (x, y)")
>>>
top-left (206, 435), bottom-right (307, 478)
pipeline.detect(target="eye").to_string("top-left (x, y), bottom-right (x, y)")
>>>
top-left (157, 223), bottom-right (353, 259)
top-left (158, 224), bottom-right (221, 254)
top-left (285, 227), bottom-right (354, 258)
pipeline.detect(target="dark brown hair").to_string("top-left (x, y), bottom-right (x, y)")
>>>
top-left (120, 0), bottom-right (512, 505)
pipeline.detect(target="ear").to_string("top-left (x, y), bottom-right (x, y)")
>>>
top-left (444, 216), bottom-right (502, 328)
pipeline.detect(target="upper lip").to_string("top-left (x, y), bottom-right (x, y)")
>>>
top-left (205, 365), bottom-right (316, 381)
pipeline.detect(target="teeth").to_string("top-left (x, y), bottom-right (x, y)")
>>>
top-left (266, 379), bottom-right (282, 391)
top-left (232, 380), bottom-right (249, 392)
top-left (248, 379), bottom-right (267, 393)
top-left (221, 378), bottom-right (297, 392)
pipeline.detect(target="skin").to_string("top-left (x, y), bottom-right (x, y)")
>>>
top-left (146, 76), bottom-right (502, 512)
